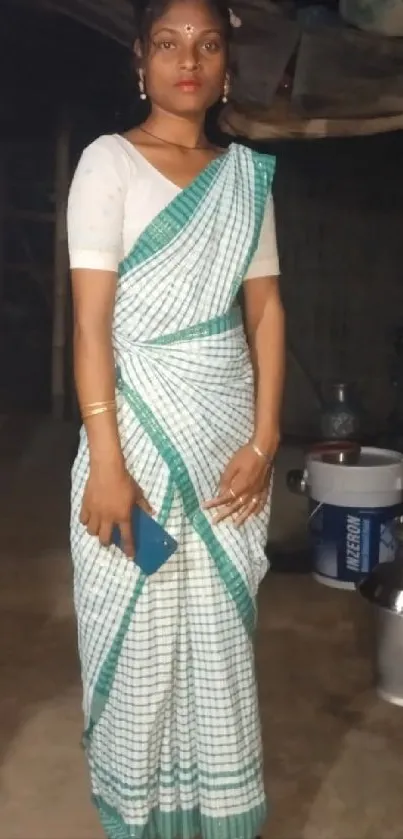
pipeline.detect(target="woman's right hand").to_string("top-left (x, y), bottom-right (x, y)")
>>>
top-left (80, 462), bottom-right (152, 558)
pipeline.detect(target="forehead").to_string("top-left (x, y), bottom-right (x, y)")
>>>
top-left (152, 0), bottom-right (223, 32)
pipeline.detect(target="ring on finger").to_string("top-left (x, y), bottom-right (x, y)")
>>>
top-left (252, 496), bottom-right (259, 506)
top-left (233, 496), bottom-right (245, 519)
top-left (229, 488), bottom-right (236, 499)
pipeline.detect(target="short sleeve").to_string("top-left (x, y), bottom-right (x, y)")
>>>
top-left (67, 136), bottom-right (128, 271)
top-left (245, 194), bottom-right (280, 280)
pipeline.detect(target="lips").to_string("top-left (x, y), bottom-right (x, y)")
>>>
top-left (175, 80), bottom-right (202, 91)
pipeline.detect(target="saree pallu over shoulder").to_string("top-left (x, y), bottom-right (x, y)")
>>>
top-left (71, 144), bottom-right (276, 839)
top-left (114, 144), bottom-right (275, 345)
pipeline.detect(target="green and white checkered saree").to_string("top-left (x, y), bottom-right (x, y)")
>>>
top-left (71, 144), bottom-right (276, 839)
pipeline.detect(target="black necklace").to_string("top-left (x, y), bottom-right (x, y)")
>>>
top-left (139, 126), bottom-right (210, 151)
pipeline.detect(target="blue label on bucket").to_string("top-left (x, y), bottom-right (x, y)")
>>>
top-left (309, 501), bottom-right (403, 583)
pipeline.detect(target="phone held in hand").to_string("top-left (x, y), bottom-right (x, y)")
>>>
top-left (111, 507), bottom-right (178, 575)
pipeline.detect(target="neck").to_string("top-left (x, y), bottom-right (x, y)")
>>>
top-left (144, 108), bottom-right (207, 149)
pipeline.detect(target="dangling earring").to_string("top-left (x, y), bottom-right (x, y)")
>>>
top-left (138, 69), bottom-right (147, 100)
top-left (222, 73), bottom-right (230, 104)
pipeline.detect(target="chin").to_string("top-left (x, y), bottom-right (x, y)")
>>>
top-left (158, 94), bottom-right (214, 119)
top-left (175, 104), bottom-right (208, 118)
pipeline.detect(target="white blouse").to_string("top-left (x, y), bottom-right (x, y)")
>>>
top-left (67, 134), bottom-right (280, 279)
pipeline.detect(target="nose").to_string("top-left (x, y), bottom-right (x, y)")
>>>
top-left (179, 43), bottom-right (200, 71)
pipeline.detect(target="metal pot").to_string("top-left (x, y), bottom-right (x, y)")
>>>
top-left (358, 521), bottom-right (403, 706)
top-left (309, 440), bottom-right (361, 466)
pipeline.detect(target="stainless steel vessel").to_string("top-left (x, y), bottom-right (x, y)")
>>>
top-left (359, 521), bottom-right (403, 706)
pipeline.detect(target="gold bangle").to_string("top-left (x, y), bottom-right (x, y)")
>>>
top-left (82, 399), bottom-right (116, 410)
top-left (251, 442), bottom-right (270, 462)
top-left (82, 404), bottom-right (116, 420)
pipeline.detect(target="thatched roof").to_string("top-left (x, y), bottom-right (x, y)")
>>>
top-left (40, 0), bottom-right (134, 46)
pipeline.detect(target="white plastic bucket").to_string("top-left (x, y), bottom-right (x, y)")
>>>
top-left (306, 447), bottom-right (403, 589)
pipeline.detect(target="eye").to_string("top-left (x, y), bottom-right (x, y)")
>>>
top-left (202, 40), bottom-right (221, 53)
top-left (155, 39), bottom-right (176, 50)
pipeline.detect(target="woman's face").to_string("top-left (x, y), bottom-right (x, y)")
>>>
top-left (138, 0), bottom-right (228, 117)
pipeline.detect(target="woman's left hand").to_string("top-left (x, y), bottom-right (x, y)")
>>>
top-left (203, 443), bottom-right (274, 526)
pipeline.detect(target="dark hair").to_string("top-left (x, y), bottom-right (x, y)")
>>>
top-left (132, 0), bottom-right (232, 46)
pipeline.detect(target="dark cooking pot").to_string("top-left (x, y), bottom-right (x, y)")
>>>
top-left (309, 440), bottom-right (361, 466)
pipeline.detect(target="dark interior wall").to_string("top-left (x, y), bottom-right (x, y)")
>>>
top-left (0, 4), bottom-right (132, 414)
top-left (271, 131), bottom-right (403, 438)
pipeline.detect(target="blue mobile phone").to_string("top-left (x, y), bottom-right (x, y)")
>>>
top-left (111, 506), bottom-right (178, 575)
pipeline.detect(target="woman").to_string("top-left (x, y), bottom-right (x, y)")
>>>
top-left (67, 1), bottom-right (285, 837)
